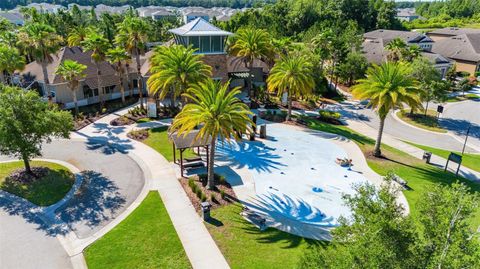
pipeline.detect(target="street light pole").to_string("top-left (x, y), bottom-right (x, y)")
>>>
top-left (461, 126), bottom-right (471, 155)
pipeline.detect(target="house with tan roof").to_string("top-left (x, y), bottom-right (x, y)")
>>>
top-left (19, 47), bottom-right (147, 109)
top-left (427, 27), bottom-right (480, 41)
top-left (430, 33), bottom-right (480, 75)
top-left (362, 29), bottom-right (452, 77)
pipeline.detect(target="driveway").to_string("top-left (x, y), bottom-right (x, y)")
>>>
top-left (337, 103), bottom-right (479, 153)
top-left (0, 138), bottom-right (145, 268)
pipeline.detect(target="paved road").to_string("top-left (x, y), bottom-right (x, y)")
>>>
top-left (336, 103), bottom-right (478, 153)
top-left (0, 139), bottom-right (145, 268)
top-left (441, 100), bottom-right (480, 151)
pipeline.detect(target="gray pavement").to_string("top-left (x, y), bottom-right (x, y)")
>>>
top-left (441, 100), bottom-right (480, 151)
top-left (336, 103), bottom-right (478, 153)
top-left (0, 199), bottom-right (73, 269)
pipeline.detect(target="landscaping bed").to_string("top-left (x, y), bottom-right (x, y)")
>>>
top-left (127, 129), bottom-right (149, 141)
top-left (0, 161), bottom-right (75, 206)
top-left (259, 110), bottom-right (287, 123)
top-left (110, 107), bottom-right (147, 126)
top-left (179, 173), bottom-right (236, 212)
top-left (397, 109), bottom-right (446, 133)
top-left (84, 191), bottom-right (191, 269)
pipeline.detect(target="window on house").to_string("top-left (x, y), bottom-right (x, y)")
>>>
top-left (104, 85), bottom-right (115, 94)
top-left (189, 36), bottom-right (200, 50)
top-left (83, 86), bottom-right (98, 98)
top-left (211, 36), bottom-right (221, 52)
top-left (200, 36), bottom-right (211, 53)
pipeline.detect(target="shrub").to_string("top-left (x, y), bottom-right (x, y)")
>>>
top-left (210, 193), bottom-right (217, 203)
top-left (318, 110), bottom-right (341, 120)
top-left (201, 193), bottom-right (207, 202)
top-left (188, 178), bottom-right (195, 189)
top-left (220, 189), bottom-right (226, 200)
top-left (195, 188), bottom-right (202, 199)
top-left (457, 71), bottom-right (470, 77)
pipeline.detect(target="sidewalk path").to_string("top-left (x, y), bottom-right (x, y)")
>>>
top-left (72, 105), bottom-right (229, 269)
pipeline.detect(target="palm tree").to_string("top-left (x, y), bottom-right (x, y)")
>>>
top-left (116, 16), bottom-right (150, 109)
top-left (107, 47), bottom-right (130, 104)
top-left (228, 28), bottom-right (274, 96)
top-left (17, 22), bottom-right (62, 99)
top-left (147, 45), bottom-right (211, 108)
top-left (81, 32), bottom-right (110, 108)
top-left (352, 62), bottom-right (421, 157)
top-left (170, 79), bottom-right (252, 189)
top-left (385, 38), bottom-right (407, 62)
top-left (311, 30), bottom-right (334, 72)
top-left (67, 27), bottom-right (95, 47)
top-left (55, 59), bottom-right (87, 115)
top-left (0, 45), bottom-right (25, 85)
top-left (267, 54), bottom-right (315, 121)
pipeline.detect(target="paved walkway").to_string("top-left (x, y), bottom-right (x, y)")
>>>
top-left (71, 105), bottom-right (229, 269)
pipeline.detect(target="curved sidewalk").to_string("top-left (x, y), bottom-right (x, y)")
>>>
top-left (72, 106), bottom-right (229, 269)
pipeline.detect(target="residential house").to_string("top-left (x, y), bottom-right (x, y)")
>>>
top-left (183, 12), bottom-right (210, 23)
top-left (13, 3), bottom-right (64, 14)
top-left (0, 12), bottom-right (24, 26)
top-left (18, 46), bottom-right (146, 108)
top-left (431, 33), bottom-right (480, 75)
top-left (362, 29), bottom-right (452, 77)
top-left (427, 27), bottom-right (480, 41)
top-left (396, 8), bottom-right (420, 22)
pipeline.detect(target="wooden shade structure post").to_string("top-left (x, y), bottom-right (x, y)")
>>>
top-left (169, 130), bottom-right (212, 178)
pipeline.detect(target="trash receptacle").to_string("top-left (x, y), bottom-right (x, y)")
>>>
top-left (422, 151), bottom-right (432, 164)
top-left (200, 201), bottom-right (211, 221)
top-left (260, 124), bottom-right (267, 139)
top-left (249, 131), bottom-right (255, 141)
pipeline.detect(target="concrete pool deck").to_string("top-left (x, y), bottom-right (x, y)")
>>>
top-left (214, 120), bottom-right (409, 240)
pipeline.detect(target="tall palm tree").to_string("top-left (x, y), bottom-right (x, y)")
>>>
top-left (352, 62), bottom-right (421, 157)
top-left (0, 45), bottom-right (25, 85)
top-left (170, 79), bottom-right (252, 189)
top-left (147, 45), bottom-right (211, 108)
top-left (311, 29), bottom-right (334, 72)
top-left (55, 59), bottom-right (87, 115)
top-left (267, 54), bottom-right (315, 121)
top-left (385, 38), bottom-right (407, 62)
top-left (17, 22), bottom-right (62, 99)
top-left (116, 16), bottom-right (150, 109)
top-left (81, 32), bottom-right (110, 108)
top-left (228, 28), bottom-right (274, 96)
top-left (107, 47), bottom-right (130, 104)
top-left (67, 26), bottom-right (95, 47)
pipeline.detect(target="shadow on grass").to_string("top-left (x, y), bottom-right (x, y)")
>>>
top-left (206, 216), bottom-right (224, 227)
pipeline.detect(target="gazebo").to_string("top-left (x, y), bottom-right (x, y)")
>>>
top-left (169, 130), bottom-right (211, 177)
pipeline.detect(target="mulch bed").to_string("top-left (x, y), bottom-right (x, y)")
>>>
top-left (110, 115), bottom-right (137, 126)
top-left (7, 167), bottom-right (49, 184)
top-left (127, 129), bottom-right (149, 141)
top-left (74, 114), bottom-right (105, 130)
top-left (179, 174), bottom-right (237, 212)
top-left (314, 116), bottom-right (343, 125)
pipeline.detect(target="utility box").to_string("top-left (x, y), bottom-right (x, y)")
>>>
top-left (200, 202), bottom-right (211, 221)
top-left (260, 124), bottom-right (267, 139)
top-left (422, 151), bottom-right (432, 164)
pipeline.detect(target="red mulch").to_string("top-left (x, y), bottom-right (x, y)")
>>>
top-left (179, 175), bottom-right (237, 212)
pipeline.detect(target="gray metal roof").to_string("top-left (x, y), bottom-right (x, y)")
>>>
top-left (169, 130), bottom-right (211, 149)
top-left (169, 17), bottom-right (233, 37)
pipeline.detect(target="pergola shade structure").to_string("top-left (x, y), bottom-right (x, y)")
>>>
top-left (169, 17), bottom-right (233, 55)
top-left (169, 129), bottom-right (211, 177)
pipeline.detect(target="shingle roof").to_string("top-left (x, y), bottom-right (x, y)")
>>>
top-left (361, 39), bottom-right (452, 65)
top-left (0, 12), bottom-right (24, 22)
top-left (20, 46), bottom-right (138, 85)
top-left (428, 28), bottom-right (480, 37)
top-left (431, 33), bottom-right (480, 62)
top-left (364, 29), bottom-right (432, 45)
top-left (169, 18), bottom-right (232, 37)
top-left (169, 130), bottom-right (211, 149)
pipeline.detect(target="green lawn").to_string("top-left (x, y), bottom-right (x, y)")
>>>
top-left (446, 94), bottom-right (480, 102)
top-left (0, 161), bottom-right (74, 206)
top-left (85, 191), bottom-right (191, 269)
top-left (405, 142), bottom-right (480, 173)
top-left (206, 203), bottom-right (322, 269)
top-left (142, 126), bottom-right (196, 162)
top-left (304, 118), bottom-right (480, 227)
top-left (397, 109), bottom-right (446, 133)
